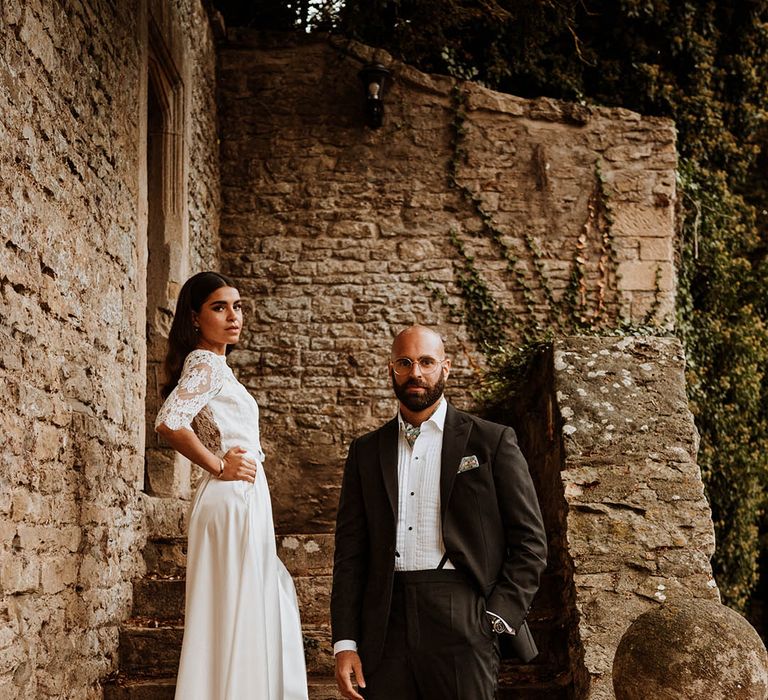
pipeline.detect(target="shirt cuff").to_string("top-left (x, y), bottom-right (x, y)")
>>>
top-left (333, 639), bottom-right (358, 655)
top-left (486, 611), bottom-right (515, 635)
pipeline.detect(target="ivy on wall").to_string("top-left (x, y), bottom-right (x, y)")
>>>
top-left (439, 82), bottom-right (658, 349)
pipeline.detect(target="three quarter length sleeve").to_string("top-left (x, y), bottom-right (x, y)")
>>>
top-left (155, 351), bottom-right (224, 432)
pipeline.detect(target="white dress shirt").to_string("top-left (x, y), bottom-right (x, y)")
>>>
top-left (394, 398), bottom-right (454, 571)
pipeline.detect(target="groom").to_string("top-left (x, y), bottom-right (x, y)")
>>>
top-left (331, 325), bottom-right (548, 700)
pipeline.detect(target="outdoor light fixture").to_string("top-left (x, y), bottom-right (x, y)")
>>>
top-left (358, 62), bottom-right (392, 129)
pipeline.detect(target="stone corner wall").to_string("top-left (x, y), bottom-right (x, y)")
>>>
top-left (0, 1), bottom-right (219, 697)
top-left (553, 335), bottom-right (718, 699)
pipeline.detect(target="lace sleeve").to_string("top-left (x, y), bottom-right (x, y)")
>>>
top-left (155, 351), bottom-right (225, 432)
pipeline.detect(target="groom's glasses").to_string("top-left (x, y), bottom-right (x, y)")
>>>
top-left (391, 356), bottom-right (446, 376)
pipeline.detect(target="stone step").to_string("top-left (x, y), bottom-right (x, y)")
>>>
top-left (145, 533), bottom-right (565, 596)
top-left (496, 682), bottom-right (572, 700)
top-left (127, 526), bottom-right (571, 697)
top-left (132, 571), bottom-right (565, 653)
top-left (142, 534), bottom-right (335, 578)
top-left (132, 573), bottom-right (331, 625)
top-left (307, 677), bottom-right (343, 700)
top-left (277, 534), bottom-right (335, 576)
top-left (498, 656), bottom-right (570, 685)
top-left (104, 675), bottom-right (342, 700)
top-left (119, 625), bottom-right (183, 677)
top-left (132, 578), bottom-right (185, 622)
top-left (141, 534), bottom-right (565, 626)
top-left (118, 622), bottom-right (335, 677)
top-left (118, 619), bottom-right (567, 687)
top-left (103, 671), bottom-right (568, 700)
top-left (103, 676), bottom-right (175, 700)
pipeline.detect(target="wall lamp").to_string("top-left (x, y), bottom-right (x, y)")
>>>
top-left (358, 62), bottom-right (392, 129)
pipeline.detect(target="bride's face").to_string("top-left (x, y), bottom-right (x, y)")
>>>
top-left (193, 286), bottom-right (243, 350)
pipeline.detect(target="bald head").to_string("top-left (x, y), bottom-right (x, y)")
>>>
top-left (391, 325), bottom-right (445, 360)
top-left (389, 325), bottom-right (451, 421)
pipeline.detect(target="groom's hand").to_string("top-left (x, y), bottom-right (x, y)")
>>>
top-left (335, 650), bottom-right (366, 699)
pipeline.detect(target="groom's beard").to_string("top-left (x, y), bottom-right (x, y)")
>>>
top-left (392, 371), bottom-right (446, 412)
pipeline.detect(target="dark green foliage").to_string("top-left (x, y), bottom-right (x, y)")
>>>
top-left (332, 0), bottom-right (768, 612)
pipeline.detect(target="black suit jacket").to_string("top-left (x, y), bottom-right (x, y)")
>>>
top-left (331, 404), bottom-right (548, 672)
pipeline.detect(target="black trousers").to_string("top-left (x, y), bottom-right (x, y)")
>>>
top-left (362, 570), bottom-right (500, 700)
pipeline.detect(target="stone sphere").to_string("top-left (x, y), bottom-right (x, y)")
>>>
top-left (613, 598), bottom-right (768, 700)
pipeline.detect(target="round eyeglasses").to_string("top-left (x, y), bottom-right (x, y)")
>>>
top-left (391, 356), bottom-right (446, 376)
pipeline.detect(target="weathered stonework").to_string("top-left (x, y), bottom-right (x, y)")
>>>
top-left (554, 336), bottom-right (718, 699)
top-left (0, 1), bottom-right (219, 697)
top-left (0, 11), bottom-right (731, 700)
top-left (217, 33), bottom-right (678, 533)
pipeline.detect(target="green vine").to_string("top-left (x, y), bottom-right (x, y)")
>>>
top-left (440, 83), bottom-right (634, 357)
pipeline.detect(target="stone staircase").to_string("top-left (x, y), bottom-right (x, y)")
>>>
top-left (103, 518), bottom-right (573, 698)
top-left (103, 532), bottom-right (340, 699)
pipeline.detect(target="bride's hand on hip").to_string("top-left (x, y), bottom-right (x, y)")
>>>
top-left (221, 447), bottom-right (257, 482)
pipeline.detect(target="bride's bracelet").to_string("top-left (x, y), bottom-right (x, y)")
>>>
top-left (217, 458), bottom-right (225, 479)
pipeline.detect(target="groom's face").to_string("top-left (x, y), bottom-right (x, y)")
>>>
top-left (390, 328), bottom-right (451, 412)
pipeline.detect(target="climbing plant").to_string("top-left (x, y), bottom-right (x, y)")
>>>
top-left (440, 83), bottom-right (633, 354)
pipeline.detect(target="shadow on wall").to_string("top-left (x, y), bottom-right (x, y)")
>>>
top-left (481, 346), bottom-right (590, 699)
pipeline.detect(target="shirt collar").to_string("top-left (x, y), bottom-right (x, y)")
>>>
top-left (398, 396), bottom-right (447, 433)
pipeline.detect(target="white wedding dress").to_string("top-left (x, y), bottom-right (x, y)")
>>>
top-left (155, 349), bottom-right (308, 700)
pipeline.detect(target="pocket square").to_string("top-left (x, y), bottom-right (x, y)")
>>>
top-left (458, 455), bottom-right (480, 473)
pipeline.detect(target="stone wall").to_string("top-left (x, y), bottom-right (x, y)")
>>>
top-left (481, 337), bottom-right (717, 699)
top-left (0, 1), bottom-right (219, 697)
top-left (0, 12), bottom-right (715, 698)
top-left (143, 0), bottom-right (222, 499)
top-left (554, 336), bottom-right (718, 699)
top-left (217, 32), bottom-right (678, 533)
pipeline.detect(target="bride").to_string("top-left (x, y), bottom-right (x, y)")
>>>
top-left (155, 271), bottom-right (308, 699)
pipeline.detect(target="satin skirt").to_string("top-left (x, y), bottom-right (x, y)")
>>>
top-left (174, 467), bottom-right (308, 699)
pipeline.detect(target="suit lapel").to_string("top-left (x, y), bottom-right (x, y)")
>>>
top-left (440, 404), bottom-right (472, 524)
top-left (378, 417), bottom-right (399, 517)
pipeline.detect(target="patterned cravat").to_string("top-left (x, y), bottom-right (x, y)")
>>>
top-left (404, 422), bottom-right (421, 448)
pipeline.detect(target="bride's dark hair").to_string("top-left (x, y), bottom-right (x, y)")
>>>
top-left (161, 271), bottom-right (235, 398)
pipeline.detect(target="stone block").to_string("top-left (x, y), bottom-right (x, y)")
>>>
top-left (10, 489), bottom-right (46, 521)
top-left (616, 261), bottom-right (674, 292)
top-left (326, 220), bottom-right (378, 239)
top-left (611, 203), bottom-right (674, 239)
top-left (32, 422), bottom-right (62, 462)
top-left (1, 554), bottom-right (39, 594)
top-left (144, 449), bottom-right (190, 499)
top-left (41, 556), bottom-right (77, 594)
top-left (19, 9), bottom-right (58, 74)
top-left (639, 236), bottom-right (673, 261)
